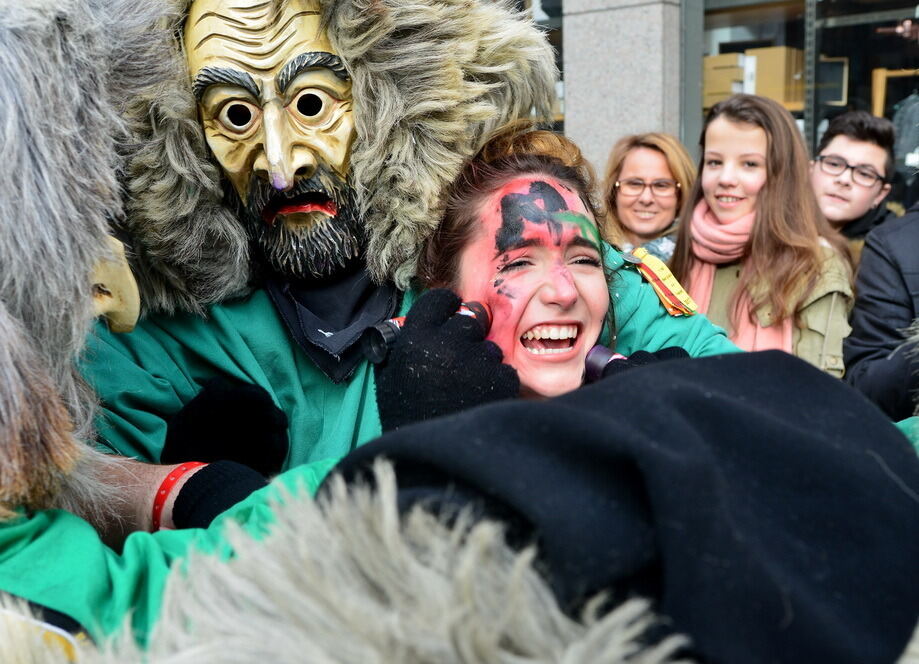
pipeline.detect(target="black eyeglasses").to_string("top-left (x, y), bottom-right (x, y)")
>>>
top-left (615, 178), bottom-right (680, 199)
top-left (815, 155), bottom-right (886, 187)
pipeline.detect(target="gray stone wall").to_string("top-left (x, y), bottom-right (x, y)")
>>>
top-left (563, 0), bottom-right (683, 177)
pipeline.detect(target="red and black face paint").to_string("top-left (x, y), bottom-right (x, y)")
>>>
top-left (496, 180), bottom-right (569, 252)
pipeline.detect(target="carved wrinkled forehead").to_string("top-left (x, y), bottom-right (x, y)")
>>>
top-left (185, 0), bottom-right (331, 74)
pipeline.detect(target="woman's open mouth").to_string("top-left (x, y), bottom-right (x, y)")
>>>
top-left (520, 324), bottom-right (579, 355)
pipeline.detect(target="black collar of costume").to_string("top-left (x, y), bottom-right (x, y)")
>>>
top-left (265, 267), bottom-right (399, 383)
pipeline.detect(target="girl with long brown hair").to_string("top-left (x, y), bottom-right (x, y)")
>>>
top-left (670, 94), bottom-right (853, 376)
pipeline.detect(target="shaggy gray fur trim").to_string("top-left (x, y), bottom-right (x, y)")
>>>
top-left (1, 0), bottom-right (117, 440)
top-left (0, 0), bottom-right (159, 522)
top-left (0, 303), bottom-right (80, 520)
top-left (60, 461), bottom-right (690, 662)
top-left (323, 0), bottom-right (558, 289)
top-left (117, 0), bottom-right (251, 315)
top-left (0, 598), bottom-right (82, 664)
top-left (116, 0), bottom-right (556, 313)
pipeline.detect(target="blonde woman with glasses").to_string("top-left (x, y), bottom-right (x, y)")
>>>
top-left (602, 133), bottom-right (696, 261)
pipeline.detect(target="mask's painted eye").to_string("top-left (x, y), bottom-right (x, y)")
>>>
top-left (297, 93), bottom-right (323, 117)
top-left (217, 101), bottom-right (259, 133)
top-left (290, 89), bottom-right (336, 125)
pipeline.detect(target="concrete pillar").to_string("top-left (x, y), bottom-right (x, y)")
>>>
top-left (563, 0), bottom-right (683, 175)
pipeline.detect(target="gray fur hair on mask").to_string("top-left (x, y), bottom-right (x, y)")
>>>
top-left (0, 461), bottom-right (694, 662)
top-left (0, 0), bottom-right (174, 524)
top-left (116, 0), bottom-right (557, 314)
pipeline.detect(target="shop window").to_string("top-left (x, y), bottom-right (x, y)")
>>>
top-left (703, 2), bottom-right (805, 113)
top-left (700, 0), bottom-right (919, 208)
top-left (817, 4), bottom-right (919, 207)
top-left (521, 0), bottom-right (564, 129)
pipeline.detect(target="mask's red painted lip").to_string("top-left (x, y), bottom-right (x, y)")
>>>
top-left (277, 201), bottom-right (338, 217)
top-left (262, 197), bottom-right (338, 226)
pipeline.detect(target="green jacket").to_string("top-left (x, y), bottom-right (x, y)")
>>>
top-left (0, 459), bottom-right (336, 644)
top-left (82, 247), bottom-right (738, 467)
top-left (894, 416), bottom-right (919, 454)
top-left (703, 246), bottom-right (853, 377)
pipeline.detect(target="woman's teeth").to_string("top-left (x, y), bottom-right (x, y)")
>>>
top-left (522, 325), bottom-right (578, 341)
top-left (717, 195), bottom-right (743, 203)
top-left (521, 325), bottom-right (579, 355)
top-left (525, 347), bottom-right (571, 355)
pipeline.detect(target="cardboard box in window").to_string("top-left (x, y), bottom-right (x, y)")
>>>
top-left (745, 46), bottom-right (803, 106)
top-left (704, 66), bottom-right (744, 94)
top-left (704, 53), bottom-right (746, 70)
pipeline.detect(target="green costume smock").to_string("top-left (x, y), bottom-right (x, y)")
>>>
top-left (0, 458), bottom-right (336, 644)
top-left (894, 416), bottom-right (919, 453)
top-left (82, 247), bottom-right (738, 467)
top-left (0, 249), bottom-right (735, 646)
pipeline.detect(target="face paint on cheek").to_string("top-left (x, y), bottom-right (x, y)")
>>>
top-left (484, 284), bottom-right (523, 354)
top-left (491, 278), bottom-right (515, 299)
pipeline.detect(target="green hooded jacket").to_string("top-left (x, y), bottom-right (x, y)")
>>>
top-left (81, 247), bottom-right (738, 467)
top-left (0, 458), bottom-right (337, 644)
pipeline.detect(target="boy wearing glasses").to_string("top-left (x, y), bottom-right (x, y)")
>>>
top-left (810, 111), bottom-right (894, 264)
top-left (835, 113), bottom-right (919, 419)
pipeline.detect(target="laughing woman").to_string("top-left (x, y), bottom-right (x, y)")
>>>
top-left (372, 129), bottom-right (736, 430)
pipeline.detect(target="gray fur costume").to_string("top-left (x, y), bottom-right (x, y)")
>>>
top-left (117, 0), bottom-right (557, 313)
top-left (0, 463), bottom-right (693, 663)
top-left (0, 0), bottom-right (171, 521)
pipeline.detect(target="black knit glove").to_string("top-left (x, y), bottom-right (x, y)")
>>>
top-left (162, 377), bottom-right (289, 477)
top-left (601, 347), bottom-right (690, 378)
top-left (172, 460), bottom-right (268, 529)
top-left (375, 289), bottom-right (519, 431)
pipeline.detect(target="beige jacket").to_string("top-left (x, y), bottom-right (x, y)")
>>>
top-left (704, 247), bottom-right (853, 377)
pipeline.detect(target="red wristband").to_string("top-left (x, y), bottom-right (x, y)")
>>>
top-left (151, 462), bottom-right (207, 531)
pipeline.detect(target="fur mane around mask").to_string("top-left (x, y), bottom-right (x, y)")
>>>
top-left (0, 0), bottom-right (171, 523)
top-left (118, 0), bottom-right (557, 314)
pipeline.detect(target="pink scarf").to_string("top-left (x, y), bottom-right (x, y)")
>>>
top-left (687, 200), bottom-right (793, 353)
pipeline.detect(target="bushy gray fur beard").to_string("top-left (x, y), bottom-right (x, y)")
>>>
top-left (235, 168), bottom-right (366, 281)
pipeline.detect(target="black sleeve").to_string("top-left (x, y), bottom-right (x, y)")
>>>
top-left (172, 460), bottom-right (268, 529)
top-left (843, 227), bottom-right (919, 420)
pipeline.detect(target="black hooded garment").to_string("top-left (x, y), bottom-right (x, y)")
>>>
top-left (327, 350), bottom-right (919, 664)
